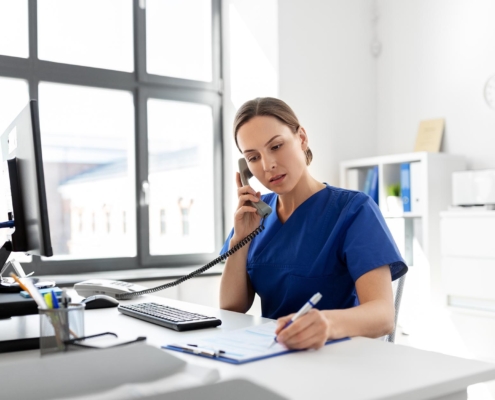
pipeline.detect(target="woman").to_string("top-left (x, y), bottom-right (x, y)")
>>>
top-left (220, 97), bottom-right (407, 350)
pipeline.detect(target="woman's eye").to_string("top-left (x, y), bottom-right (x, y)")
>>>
top-left (247, 156), bottom-right (258, 162)
top-left (271, 144), bottom-right (282, 151)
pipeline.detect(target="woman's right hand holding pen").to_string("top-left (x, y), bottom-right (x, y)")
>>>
top-left (231, 172), bottom-right (262, 243)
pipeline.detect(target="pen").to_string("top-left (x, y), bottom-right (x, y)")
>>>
top-left (51, 290), bottom-right (60, 309)
top-left (269, 292), bottom-right (322, 348)
top-left (11, 273), bottom-right (47, 309)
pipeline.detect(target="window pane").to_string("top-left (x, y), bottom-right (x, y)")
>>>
top-left (148, 99), bottom-right (214, 255)
top-left (0, 0), bottom-right (29, 58)
top-left (38, 0), bottom-right (133, 72)
top-left (0, 78), bottom-right (30, 262)
top-left (39, 82), bottom-right (136, 259)
top-left (146, 0), bottom-right (212, 82)
top-left (0, 78), bottom-right (29, 135)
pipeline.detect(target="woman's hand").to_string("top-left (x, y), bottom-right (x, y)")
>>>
top-left (232, 171), bottom-right (262, 242)
top-left (274, 309), bottom-right (332, 350)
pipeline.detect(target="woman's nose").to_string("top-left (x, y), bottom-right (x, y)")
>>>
top-left (262, 156), bottom-right (276, 171)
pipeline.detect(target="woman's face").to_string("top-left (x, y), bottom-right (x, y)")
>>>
top-left (236, 115), bottom-right (308, 194)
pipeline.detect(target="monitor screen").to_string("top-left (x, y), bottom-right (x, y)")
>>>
top-left (0, 100), bottom-right (53, 257)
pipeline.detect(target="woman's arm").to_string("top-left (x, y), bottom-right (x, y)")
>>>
top-left (219, 172), bottom-right (260, 313)
top-left (275, 265), bottom-right (395, 349)
top-left (219, 239), bottom-right (255, 313)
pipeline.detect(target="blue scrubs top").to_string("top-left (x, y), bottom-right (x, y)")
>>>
top-left (221, 185), bottom-right (408, 320)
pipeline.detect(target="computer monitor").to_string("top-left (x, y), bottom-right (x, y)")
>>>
top-left (0, 99), bottom-right (53, 285)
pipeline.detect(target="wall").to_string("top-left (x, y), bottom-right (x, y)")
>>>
top-left (376, 0), bottom-right (495, 169)
top-left (278, 0), bottom-right (377, 185)
top-left (222, 0), bottom-right (279, 234)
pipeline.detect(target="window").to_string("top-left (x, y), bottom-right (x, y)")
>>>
top-left (160, 209), bottom-right (166, 235)
top-left (39, 82), bottom-right (136, 259)
top-left (38, 0), bottom-right (134, 72)
top-left (0, 1), bottom-right (29, 58)
top-left (147, 99), bottom-right (215, 255)
top-left (146, 0), bottom-right (212, 81)
top-left (0, 1), bottom-right (222, 274)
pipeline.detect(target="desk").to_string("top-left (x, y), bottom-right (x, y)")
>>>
top-left (1, 294), bottom-right (495, 400)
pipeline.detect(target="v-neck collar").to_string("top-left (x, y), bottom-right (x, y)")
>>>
top-left (273, 184), bottom-right (328, 225)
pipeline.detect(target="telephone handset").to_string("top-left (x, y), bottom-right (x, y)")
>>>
top-left (238, 158), bottom-right (272, 217)
top-left (101, 160), bottom-right (268, 300)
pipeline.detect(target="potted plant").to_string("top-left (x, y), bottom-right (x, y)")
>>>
top-left (386, 183), bottom-right (402, 213)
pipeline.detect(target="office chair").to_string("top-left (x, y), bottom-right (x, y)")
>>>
top-left (385, 274), bottom-right (406, 343)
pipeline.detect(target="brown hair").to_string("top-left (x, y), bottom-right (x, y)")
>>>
top-left (233, 97), bottom-right (313, 165)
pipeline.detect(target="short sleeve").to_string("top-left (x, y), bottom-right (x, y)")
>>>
top-left (342, 194), bottom-right (408, 282)
top-left (220, 228), bottom-right (235, 255)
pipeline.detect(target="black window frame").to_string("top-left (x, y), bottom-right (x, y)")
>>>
top-left (0, 0), bottom-right (223, 275)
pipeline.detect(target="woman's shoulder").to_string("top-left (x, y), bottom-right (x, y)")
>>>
top-left (323, 184), bottom-right (370, 207)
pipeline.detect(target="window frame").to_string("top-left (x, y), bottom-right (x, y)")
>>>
top-left (0, 0), bottom-right (223, 275)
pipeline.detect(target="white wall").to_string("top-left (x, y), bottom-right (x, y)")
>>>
top-left (222, 0), bottom-right (279, 234)
top-left (376, 0), bottom-right (495, 170)
top-left (278, 0), bottom-right (377, 185)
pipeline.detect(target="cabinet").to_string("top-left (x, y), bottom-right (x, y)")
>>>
top-left (440, 211), bottom-right (495, 312)
top-left (340, 152), bottom-right (465, 303)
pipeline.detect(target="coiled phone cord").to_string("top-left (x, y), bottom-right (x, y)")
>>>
top-left (116, 218), bottom-right (266, 300)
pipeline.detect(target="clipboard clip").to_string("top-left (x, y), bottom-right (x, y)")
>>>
top-left (171, 343), bottom-right (225, 358)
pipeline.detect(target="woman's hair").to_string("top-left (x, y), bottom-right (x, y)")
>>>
top-left (233, 97), bottom-right (313, 166)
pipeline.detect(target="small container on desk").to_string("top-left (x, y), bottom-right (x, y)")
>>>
top-left (39, 303), bottom-right (85, 356)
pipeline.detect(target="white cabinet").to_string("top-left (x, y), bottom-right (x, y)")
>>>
top-left (340, 152), bottom-right (465, 302)
top-left (441, 211), bottom-right (495, 311)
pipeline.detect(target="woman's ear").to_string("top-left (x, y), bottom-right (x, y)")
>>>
top-left (298, 127), bottom-right (308, 151)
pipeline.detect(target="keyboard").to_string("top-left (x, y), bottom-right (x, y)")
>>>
top-left (117, 302), bottom-right (222, 332)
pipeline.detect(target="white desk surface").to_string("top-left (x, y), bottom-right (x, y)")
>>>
top-left (2, 294), bottom-right (495, 400)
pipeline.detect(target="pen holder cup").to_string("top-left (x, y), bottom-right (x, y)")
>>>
top-left (39, 303), bottom-right (85, 356)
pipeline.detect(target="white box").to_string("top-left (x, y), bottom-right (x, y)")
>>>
top-left (452, 170), bottom-right (495, 206)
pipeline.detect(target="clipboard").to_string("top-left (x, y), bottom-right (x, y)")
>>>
top-left (162, 321), bottom-right (349, 365)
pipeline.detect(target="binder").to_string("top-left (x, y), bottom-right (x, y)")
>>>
top-left (363, 168), bottom-right (374, 194)
top-left (163, 322), bottom-right (349, 365)
top-left (368, 166), bottom-right (379, 205)
top-left (400, 163), bottom-right (411, 212)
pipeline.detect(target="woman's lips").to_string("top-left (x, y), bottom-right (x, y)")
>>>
top-left (269, 174), bottom-right (286, 185)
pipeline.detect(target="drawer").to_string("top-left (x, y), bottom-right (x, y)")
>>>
top-left (440, 216), bottom-right (495, 258)
top-left (443, 257), bottom-right (495, 300)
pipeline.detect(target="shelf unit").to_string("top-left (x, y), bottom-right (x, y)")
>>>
top-left (340, 152), bottom-right (466, 302)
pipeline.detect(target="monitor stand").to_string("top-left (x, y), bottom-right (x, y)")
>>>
top-left (0, 241), bottom-right (55, 293)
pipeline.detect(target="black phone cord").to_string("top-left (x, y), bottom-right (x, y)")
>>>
top-left (116, 219), bottom-right (266, 300)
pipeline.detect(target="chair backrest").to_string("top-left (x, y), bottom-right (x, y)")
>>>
top-left (385, 274), bottom-right (406, 343)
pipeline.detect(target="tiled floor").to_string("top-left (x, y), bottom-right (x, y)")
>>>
top-left (395, 303), bottom-right (495, 400)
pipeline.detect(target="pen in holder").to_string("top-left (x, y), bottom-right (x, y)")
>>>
top-left (39, 303), bottom-right (85, 356)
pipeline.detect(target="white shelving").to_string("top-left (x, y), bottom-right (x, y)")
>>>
top-left (340, 152), bottom-right (466, 303)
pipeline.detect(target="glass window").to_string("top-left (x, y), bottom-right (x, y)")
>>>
top-left (0, 0), bottom-right (29, 58)
top-left (147, 99), bottom-right (214, 255)
top-left (0, 78), bottom-right (29, 135)
top-left (39, 82), bottom-right (136, 259)
top-left (146, 0), bottom-right (212, 82)
top-left (38, 0), bottom-right (133, 72)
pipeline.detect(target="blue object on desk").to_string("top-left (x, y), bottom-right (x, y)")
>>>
top-left (20, 287), bottom-right (62, 299)
top-left (163, 338), bottom-right (350, 365)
